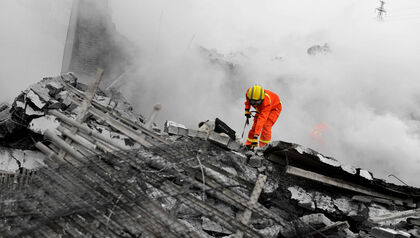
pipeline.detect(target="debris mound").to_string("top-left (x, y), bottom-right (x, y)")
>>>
top-left (1, 73), bottom-right (419, 237)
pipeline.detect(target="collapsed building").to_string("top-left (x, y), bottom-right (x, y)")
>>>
top-left (0, 73), bottom-right (419, 238)
top-left (1, 1), bottom-right (419, 237)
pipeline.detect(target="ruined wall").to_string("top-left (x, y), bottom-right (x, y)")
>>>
top-left (61, 0), bottom-right (135, 87)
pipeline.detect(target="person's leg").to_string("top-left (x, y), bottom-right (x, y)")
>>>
top-left (259, 110), bottom-right (280, 147)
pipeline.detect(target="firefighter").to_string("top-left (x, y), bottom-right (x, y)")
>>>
top-left (244, 85), bottom-right (282, 150)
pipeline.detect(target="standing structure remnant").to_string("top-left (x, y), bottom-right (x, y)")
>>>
top-left (61, 0), bottom-right (135, 87)
top-left (376, 0), bottom-right (386, 21)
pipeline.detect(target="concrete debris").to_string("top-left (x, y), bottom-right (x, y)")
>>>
top-left (359, 169), bottom-right (373, 180)
top-left (0, 148), bottom-right (44, 172)
top-left (407, 217), bottom-right (420, 226)
top-left (408, 228), bottom-right (420, 238)
top-left (1, 73), bottom-right (420, 238)
top-left (371, 227), bottom-right (411, 238)
top-left (248, 155), bottom-right (263, 168)
top-left (0, 103), bottom-right (17, 139)
top-left (208, 131), bottom-right (230, 148)
top-left (164, 120), bottom-right (179, 135)
top-left (299, 213), bottom-right (334, 226)
top-left (29, 115), bottom-right (60, 135)
top-left (26, 89), bottom-right (47, 109)
top-left (202, 217), bottom-right (232, 235)
top-left (288, 186), bottom-right (316, 210)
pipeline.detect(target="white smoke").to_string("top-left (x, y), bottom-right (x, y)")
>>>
top-left (0, 0), bottom-right (72, 102)
top-left (110, 0), bottom-right (420, 187)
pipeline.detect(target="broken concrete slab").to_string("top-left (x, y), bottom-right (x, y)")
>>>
top-left (227, 140), bottom-right (241, 151)
top-left (299, 213), bottom-right (333, 226)
top-left (164, 121), bottom-right (179, 135)
top-left (248, 155), bottom-right (263, 168)
top-left (359, 169), bottom-right (373, 180)
top-left (187, 129), bottom-right (198, 137)
top-left (333, 197), bottom-right (359, 215)
top-left (196, 130), bottom-right (208, 139)
top-left (202, 217), bottom-right (232, 235)
top-left (0, 148), bottom-right (44, 172)
top-left (208, 131), bottom-right (230, 148)
top-left (341, 164), bottom-right (357, 175)
top-left (25, 104), bottom-right (44, 116)
top-left (256, 224), bottom-right (282, 238)
top-left (288, 186), bottom-right (316, 211)
top-left (26, 89), bottom-right (47, 109)
top-left (178, 127), bottom-right (188, 137)
top-left (313, 191), bottom-right (336, 213)
top-left (0, 105), bottom-right (16, 138)
top-left (29, 115), bottom-right (61, 135)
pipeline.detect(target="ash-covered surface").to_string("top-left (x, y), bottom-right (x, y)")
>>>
top-left (1, 74), bottom-right (420, 238)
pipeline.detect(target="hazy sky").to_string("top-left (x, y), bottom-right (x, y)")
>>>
top-left (1, 0), bottom-right (420, 187)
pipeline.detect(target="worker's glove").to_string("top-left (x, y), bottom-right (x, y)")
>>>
top-left (245, 109), bottom-right (251, 119)
top-left (250, 135), bottom-right (259, 150)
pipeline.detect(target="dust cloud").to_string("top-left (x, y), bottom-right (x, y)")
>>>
top-left (0, 0), bottom-right (72, 102)
top-left (110, 0), bottom-right (420, 186)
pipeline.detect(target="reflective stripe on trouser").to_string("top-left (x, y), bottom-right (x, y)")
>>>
top-left (245, 137), bottom-right (257, 146)
top-left (245, 110), bottom-right (280, 147)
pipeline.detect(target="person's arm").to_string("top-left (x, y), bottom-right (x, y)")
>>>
top-left (245, 98), bottom-right (251, 118)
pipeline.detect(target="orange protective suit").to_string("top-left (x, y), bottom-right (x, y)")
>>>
top-left (244, 89), bottom-right (282, 147)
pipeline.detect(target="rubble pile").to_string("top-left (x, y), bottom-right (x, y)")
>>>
top-left (1, 74), bottom-right (420, 237)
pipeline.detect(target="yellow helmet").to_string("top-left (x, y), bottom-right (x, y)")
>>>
top-left (246, 85), bottom-right (265, 105)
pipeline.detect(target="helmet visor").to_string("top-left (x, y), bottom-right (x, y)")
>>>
top-left (249, 99), bottom-right (263, 106)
